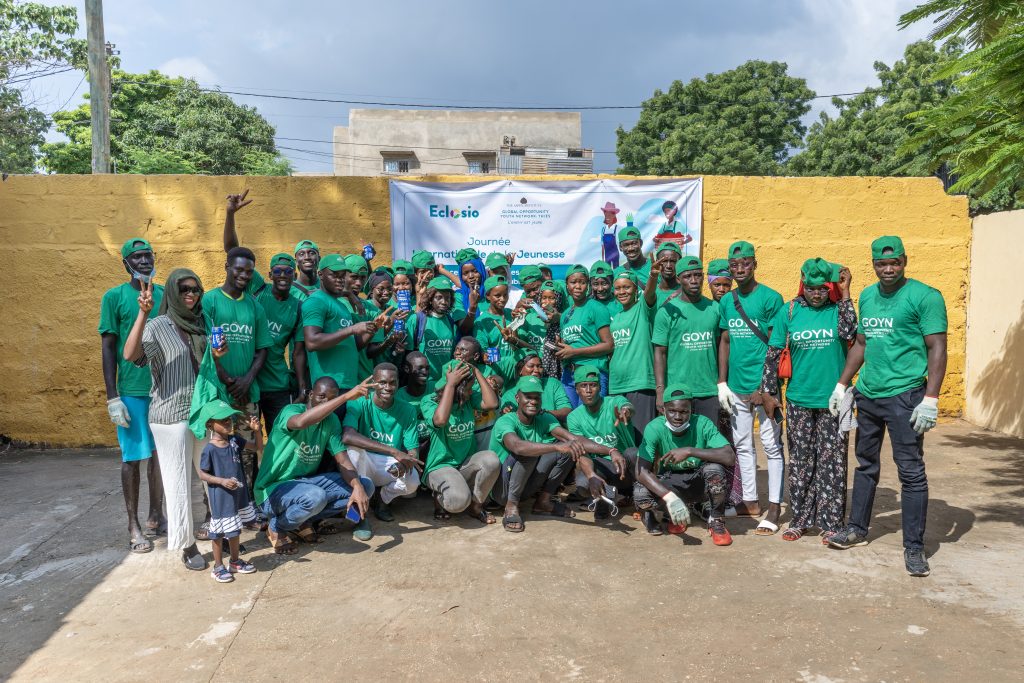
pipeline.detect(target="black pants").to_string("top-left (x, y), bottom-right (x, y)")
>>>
top-left (591, 447), bottom-right (638, 495)
top-left (490, 451), bottom-right (574, 506)
top-left (850, 386), bottom-right (928, 550)
top-left (624, 390), bottom-right (657, 441)
top-left (634, 462), bottom-right (728, 517)
top-left (259, 390), bottom-right (293, 432)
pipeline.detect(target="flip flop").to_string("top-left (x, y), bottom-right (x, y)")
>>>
top-left (468, 507), bottom-right (496, 525)
top-left (782, 527), bottom-right (805, 542)
top-left (502, 513), bottom-right (524, 532)
top-left (266, 529), bottom-right (298, 555)
top-left (128, 537), bottom-right (153, 554)
top-left (289, 526), bottom-right (323, 544)
top-left (144, 521), bottom-right (166, 538)
top-left (312, 519), bottom-right (342, 535)
top-left (755, 520), bottom-right (780, 536)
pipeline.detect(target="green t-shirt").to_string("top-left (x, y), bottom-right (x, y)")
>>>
top-left (566, 395), bottom-right (635, 460)
top-left (519, 308), bottom-right (548, 354)
top-left (621, 259), bottom-right (651, 287)
top-left (719, 284), bottom-right (784, 394)
top-left (490, 411), bottom-right (560, 464)
top-left (560, 299), bottom-right (612, 372)
top-left (253, 403), bottom-right (344, 505)
top-left (474, 309), bottom-right (525, 385)
top-left (396, 386), bottom-right (430, 442)
top-left (856, 279), bottom-right (947, 399)
top-left (609, 299), bottom-right (656, 393)
top-left (202, 288), bottom-right (274, 402)
top-left (591, 297), bottom-right (617, 318)
top-left (253, 287), bottom-right (303, 393)
top-left (655, 284), bottom-right (682, 308)
top-left (409, 310), bottom-right (468, 384)
top-left (768, 301), bottom-right (847, 408)
top-left (98, 282), bottom-right (165, 397)
top-left (358, 299), bottom-right (382, 381)
top-left (652, 296), bottom-right (721, 398)
top-left (302, 289), bottom-right (360, 389)
top-left (421, 393), bottom-right (482, 475)
top-left (342, 395), bottom-right (419, 452)
top-left (499, 376), bottom-right (571, 413)
top-left (639, 414), bottom-right (728, 472)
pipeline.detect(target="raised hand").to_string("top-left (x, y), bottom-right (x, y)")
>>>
top-left (445, 361), bottom-right (473, 385)
top-left (226, 189), bottom-right (252, 214)
top-left (137, 279), bottom-right (155, 314)
top-left (504, 252), bottom-right (516, 266)
top-left (468, 288), bottom-right (481, 309)
top-left (344, 376), bottom-right (377, 401)
top-left (613, 405), bottom-right (633, 427)
top-left (648, 251), bottom-right (662, 278)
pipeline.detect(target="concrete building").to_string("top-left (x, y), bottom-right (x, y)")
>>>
top-left (332, 109), bottom-right (593, 176)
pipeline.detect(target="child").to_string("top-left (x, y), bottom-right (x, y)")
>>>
top-left (197, 399), bottom-right (262, 583)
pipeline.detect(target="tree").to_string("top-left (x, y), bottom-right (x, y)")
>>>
top-left (788, 41), bottom-right (962, 178)
top-left (0, 1), bottom-right (83, 173)
top-left (898, 0), bottom-right (1020, 48)
top-left (616, 60), bottom-right (815, 176)
top-left (40, 69), bottom-right (292, 175)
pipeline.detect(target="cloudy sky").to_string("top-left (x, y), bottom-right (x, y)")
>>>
top-left (27, 0), bottom-right (933, 173)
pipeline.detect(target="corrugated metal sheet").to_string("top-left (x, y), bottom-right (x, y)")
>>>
top-left (546, 158), bottom-right (594, 174)
top-left (521, 157), bottom-right (549, 174)
top-left (498, 153), bottom-right (522, 175)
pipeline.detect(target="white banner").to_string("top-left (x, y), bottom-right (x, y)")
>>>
top-left (389, 178), bottom-right (702, 283)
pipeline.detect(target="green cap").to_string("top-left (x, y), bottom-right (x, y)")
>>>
top-left (121, 238), bottom-right (153, 259)
top-left (200, 399), bottom-right (242, 424)
top-left (676, 256), bottom-right (703, 275)
top-left (319, 254), bottom-right (349, 272)
top-left (485, 252), bottom-right (510, 271)
top-left (871, 236), bottom-right (905, 260)
top-left (294, 239), bottom-right (319, 255)
top-left (565, 264), bottom-right (589, 280)
top-left (536, 262), bottom-right (551, 272)
top-left (428, 276), bottom-right (453, 291)
top-left (344, 254), bottom-right (369, 276)
top-left (516, 375), bottom-right (544, 394)
top-left (573, 366), bottom-right (601, 385)
top-left (707, 259), bottom-right (731, 278)
top-left (589, 261), bottom-right (613, 280)
top-left (728, 241), bottom-right (756, 259)
top-left (456, 247), bottom-right (480, 264)
top-left (800, 258), bottom-right (834, 287)
top-left (484, 275), bottom-right (508, 293)
top-left (618, 226), bottom-right (642, 243)
top-left (662, 384), bottom-right (693, 403)
top-left (539, 280), bottom-right (558, 293)
top-left (613, 267), bottom-right (639, 285)
top-left (411, 250), bottom-right (436, 270)
top-left (656, 242), bottom-right (682, 257)
top-left (519, 265), bottom-right (544, 285)
top-left (269, 253), bottom-right (296, 269)
top-left (393, 259), bottom-right (414, 276)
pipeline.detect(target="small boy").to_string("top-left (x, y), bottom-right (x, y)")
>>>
top-left (197, 399), bottom-right (262, 583)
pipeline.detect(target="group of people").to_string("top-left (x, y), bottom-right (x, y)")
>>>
top-left (100, 190), bottom-right (947, 582)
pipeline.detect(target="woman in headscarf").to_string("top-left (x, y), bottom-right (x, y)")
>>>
top-left (454, 247), bottom-right (486, 319)
top-left (362, 268), bottom-right (408, 372)
top-left (123, 268), bottom-right (211, 571)
top-left (760, 258), bottom-right (855, 543)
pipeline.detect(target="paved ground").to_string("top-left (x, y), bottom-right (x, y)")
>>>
top-left (1, 419), bottom-right (1022, 682)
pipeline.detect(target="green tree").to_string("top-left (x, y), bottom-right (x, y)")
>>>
top-left (41, 69), bottom-right (292, 175)
top-left (1, 1), bottom-right (83, 172)
top-left (788, 40), bottom-right (962, 178)
top-left (616, 60), bottom-right (815, 176)
top-left (898, 0), bottom-right (1020, 47)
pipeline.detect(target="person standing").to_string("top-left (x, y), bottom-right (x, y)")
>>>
top-left (588, 261), bottom-right (616, 315)
top-left (598, 202), bottom-right (621, 267)
top-left (607, 264), bottom-right (660, 432)
top-left (100, 238), bottom-right (165, 553)
top-left (653, 243), bottom-right (682, 307)
top-left (556, 264), bottom-right (613, 406)
top-left (827, 236), bottom-right (947, 578)
top-left (617, 226), bottom-right (651, 285)
top-left (761, 259), bottom-right (856, 543)
top-left (716, 241), bottom-right (785, 533)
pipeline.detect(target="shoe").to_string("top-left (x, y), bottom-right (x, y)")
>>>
top-left (827, 525), bottom-right (869, 549)
top-left (904, 549), bottom-right (931, 577)
top-left (708, 518), bottom-right (733, 546)
top-left (641, 509), bottom-right (663, 536)
top-left (181, 545), bottom-right (208, 571)
top-left (594, 499), bottom-right (610, 520)
top-left (229, 558), bottom-right (257, 574)
top-left (211, 565), bottom-right (234, 583)
top-left (352, 517), bottom-right (373, 542)
top-left (372, 497), bottom-right (394, 522)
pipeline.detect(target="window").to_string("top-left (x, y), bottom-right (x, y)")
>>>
top-left (509, 146), bottom-right (526, 156)
top-left (383, 159), bottom-right (410, 174)
top-left (468, 160), bottom-right (490, 174)
top-left (568, 148), bottom-right (583, 158)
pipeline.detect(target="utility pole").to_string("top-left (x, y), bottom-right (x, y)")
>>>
top-left (85, 0), bottom-right (111, 173)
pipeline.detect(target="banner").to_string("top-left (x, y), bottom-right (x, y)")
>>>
top-left (389, 178), bottom-right (702, 284)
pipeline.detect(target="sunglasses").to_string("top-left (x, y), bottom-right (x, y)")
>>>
top-left (178, 285), bottom-right (202, 295)
top-left (271, 267), bottom-right (295, 277)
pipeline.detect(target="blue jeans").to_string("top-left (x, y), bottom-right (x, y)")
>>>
top-left (261, 473), bottom-right (375, 533)
top-left (561, 366), bottom-right (608, 408)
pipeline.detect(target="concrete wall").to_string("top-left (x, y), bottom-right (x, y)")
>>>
top-left (333, 109), bottom-right (582, 175)
top-left (0, 174), bottom-right (969, 447)
top-left (965, 210), bottom-right (1024, 438)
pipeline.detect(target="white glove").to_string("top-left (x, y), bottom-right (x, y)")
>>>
top-left (717, 382), bottom-right (738, 414)
top-left (828, 383), bottom-right (847, 417)
top-left (106, 397), bottom-right (131, 428)
top-left (910, 396), bottom-right (939, 435)
top-left (662, 491), bottom-right (691, 527)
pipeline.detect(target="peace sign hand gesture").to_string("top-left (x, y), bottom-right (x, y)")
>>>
top-left (137, 280), bottom-right (155, 314)
top-left (613, 404), bottom-right (633, 428)
top-left (226, 189), bottom-right (252, 214)
top-left (648, 251), bottom-right (662, 277)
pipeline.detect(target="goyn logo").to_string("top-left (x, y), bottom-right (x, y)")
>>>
top-left (429, 204), bottom-right (480, 220)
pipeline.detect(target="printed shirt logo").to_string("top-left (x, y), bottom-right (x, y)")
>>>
top-left (791, 327), bottom-right (837, 350)
top-left (447, 419), bottom-right (474, 440)
top-left (679, 330), bottom-right (713, 351)
top-left (591, 433), bottom-right (618, 448)
top-left (369, 429), bottom-right (395, 444)
top-left (294, 441), bottom-right (322, 465)
top-left (612, 328), bottom-right (631, 347)
top-left (562, 324), bottom-right (584, 343)
top-left (861, 316), bottom-right (895, 339)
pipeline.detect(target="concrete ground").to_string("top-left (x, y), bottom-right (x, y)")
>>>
top-left (1, 419), bottom-right (1022, 682)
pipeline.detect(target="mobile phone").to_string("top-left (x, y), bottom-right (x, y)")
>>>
top-left (345, 505), bottom-right (362, 523)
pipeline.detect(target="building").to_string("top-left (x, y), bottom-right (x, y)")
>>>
top-left (332, 109), bottom-right (593, 176)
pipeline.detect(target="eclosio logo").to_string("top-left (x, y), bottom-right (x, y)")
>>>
top-left (429, 204), bottom-right (480, 220)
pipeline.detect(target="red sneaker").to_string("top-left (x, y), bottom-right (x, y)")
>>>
top-left (708, 518), bottom-right (733, 546)
top-left (667, 522), bottom-right (687, 535)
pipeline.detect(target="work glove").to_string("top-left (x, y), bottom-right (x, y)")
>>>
top-left (106, 397), bottom-right (131, 428)
top-left (910, 396), bottom-right (939, 435)
top-left (717, 382), bottom-right (738, 414)
top-left (661, 491), bottom-right (691, 527)
top-left (828, 383), bottom-right (847, 417)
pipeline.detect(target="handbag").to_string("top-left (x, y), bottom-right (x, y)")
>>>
top-left (778, 300), bottom-right (797, 379)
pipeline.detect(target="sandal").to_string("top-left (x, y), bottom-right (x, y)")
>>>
top-left (289, 525), bottom-right (323, 544)
top-left (433, 493), bottom-right (451, 520)
top-left (502, 513), bottom-right (524, 532)
top-left (754, 519), bottom-right (779, 536)
top-left (782, 527), bottom-right (805, 542)
top-left (266, 529), bottom-right (298, 555)
top-left (531, 500), bottom-right (575, 518)
top-left (312, 519), bottom-right (342, 535)
top-left (128, 536), bottom-right (153, 554)
top-left (468, 505), bottom-right (496, 525)
top-left (194, 521), bottom-right (211, 541)
top-left (144, 520), bottom-right (166, 538)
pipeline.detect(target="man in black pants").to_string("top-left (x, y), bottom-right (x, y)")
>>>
top-left (828, 236), bottom-right (947, 577)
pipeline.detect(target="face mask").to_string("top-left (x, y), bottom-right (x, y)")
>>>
top-left (125, 259), bottom-right (155, 284)
top-left (666, 420), bottom-right (690, 434)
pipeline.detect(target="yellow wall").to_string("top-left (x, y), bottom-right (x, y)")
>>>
top-left (965, 210), bottom-right (1024, 438)
top-left (0, 174), bottom-right (969, 447)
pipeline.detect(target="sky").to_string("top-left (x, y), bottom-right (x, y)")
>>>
top-left (25, 0), bottom-right (934, 174)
